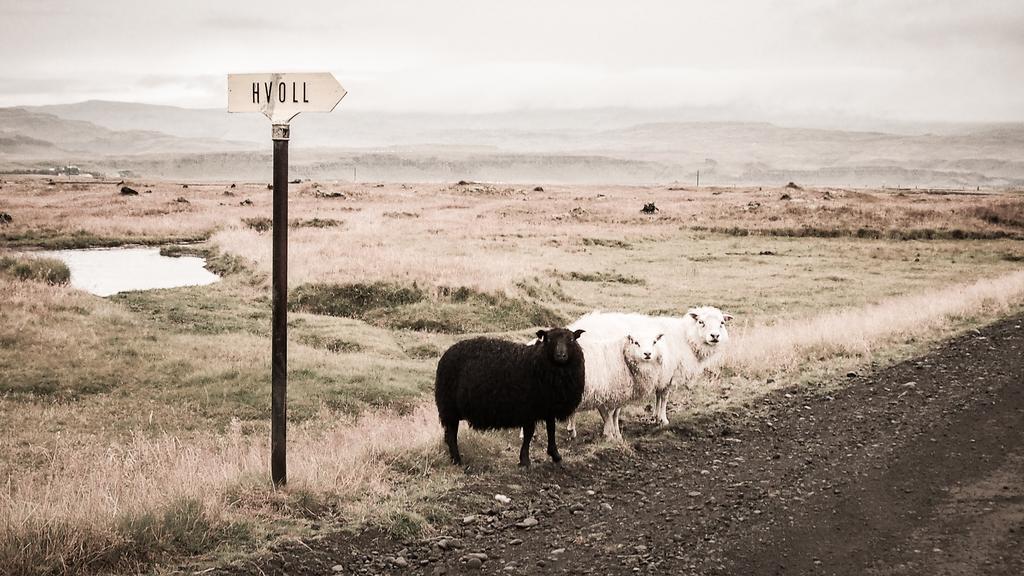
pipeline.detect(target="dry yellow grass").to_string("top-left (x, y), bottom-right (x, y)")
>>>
top-left (668, 269), bottom-right (1024, 418)
top-left (4, 270), bottom-right (1024, 575)
top-left (728, 269), bottom-right (1024, 378)
top-left (4, 178), bottom-right (1023, 289)
top-left (2, 176), bottom-right (1024, 574)
top-left (0, 403), bottom-right (452, 575)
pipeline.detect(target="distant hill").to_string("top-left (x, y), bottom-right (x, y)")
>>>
top-left (0, 107), bottom-right (258, 158)
top-left (3, 101), bottom-right (1023, 187)
top-left (0, 133), bottom-right (59, 156)
top-left (34, 100), bottom-right (265, 144)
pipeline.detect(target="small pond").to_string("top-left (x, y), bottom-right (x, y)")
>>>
top-left (41, 247), bottom-right (220, 297)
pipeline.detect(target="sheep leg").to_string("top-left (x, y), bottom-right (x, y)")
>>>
top-left (566, 414), bottom-right (578, 439)
top-left (545, 417), bottom-right (562, 464)
top-left (612, 408), bottom-right (623, 441)
top-left (519, 421), bottom-right (536, 467)
top-left (655, 388), bottom-right (670, 425)
top-left (597, 406), bottom-right (619, 440)
top-left (443, 421), bottom-right (461, 465)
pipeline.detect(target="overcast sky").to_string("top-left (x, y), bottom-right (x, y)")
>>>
top-left (1, 0), bottom-right (1021, 122)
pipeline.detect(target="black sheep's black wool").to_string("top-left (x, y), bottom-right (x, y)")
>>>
top-left (434, 327), bottom-right (586, 466)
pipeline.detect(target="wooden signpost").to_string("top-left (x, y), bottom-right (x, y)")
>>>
top-left (228, 72), bottom-right (347, 486)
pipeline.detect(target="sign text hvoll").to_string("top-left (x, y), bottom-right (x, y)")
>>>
top-left (228, 72), bottom-right (346, 123)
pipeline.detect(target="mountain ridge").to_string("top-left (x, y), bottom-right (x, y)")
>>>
top-left (2, 101), bottom-right (1022, 186)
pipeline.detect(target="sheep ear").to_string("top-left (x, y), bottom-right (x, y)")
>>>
top-left (723, 313), bottom-right (734, 323)
top-left (626, 334), bottom-right (635, 344)
top-left (535, 329), bottom-right (547, 341)
top-left (688, 311), bottom-right (700, 321)
top-left (655, 333), bottom-right (664, 342)
top-left (573, 329), bottom-right (585, 340)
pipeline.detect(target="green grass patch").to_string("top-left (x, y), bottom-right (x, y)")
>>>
top-left (242, 217), bottom-right (343, 233)
top-left (0, 373), bottom-right (61, 397)
top-left (558, 270), bottom-right (646, 285)
top-left (295, 333), bottom-right (364, 353)
top-left (206, 251), bottom-right (252, 278)
top-left (515, 277), bottom-right (580, 305)
top-left (403, 343), bottom-right (442, 359)
top-left (0, 255), bottom-right (70, 285)
top-left (290, 282), bottom-right (565, 333)
top-left (291, 282), bottom-right (426, 318)
top-left (966, 200), bottom-right (1024, 229)
top-left (241, 217), bottom-right (272, 232)
top-left (381, 510), bottom-right (428, 540)
top-left (0, 498), bottom-right (253, 576)
top-left (0, 228), bottom-right (210, 249)
top-left (692, 225), bottom-right (1021, 241)
top-left (0, 366), bottom-right (116, 398)
top-left (114, 282), bottom-right (270, 336)
top-left (159, 244), bottom-right (254, 278)
top-left (371, 298), bottom-right (562, 333)
top-left (298, 367), bottom-right (426, 416)
top-left (159, 244), bottom-right (208, 258)
top-left (582, 237), bottom-right (632, 249)
top-left (294, 217), bottom-right (343, 228)
top-left (115, 497), bottom-right (240, 559)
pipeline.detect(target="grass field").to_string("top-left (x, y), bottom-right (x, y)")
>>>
top-left (1, 176), bottom-right (1023, 574)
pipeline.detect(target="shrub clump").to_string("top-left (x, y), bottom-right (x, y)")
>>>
top-left (967, 201), bottom-right (1024, 229)
top-left (242, 217), bottom-right (343, 232)
top-left (0, 255), bottom-right (70, 285)
top-left (241, 217), bottom-right (272, 232)
top-left (293, 217), bottom-right (342, 228)
top-left (562, 271), bottom-right (646, 285)
top-left (582, 237), bottom-right (632, 249)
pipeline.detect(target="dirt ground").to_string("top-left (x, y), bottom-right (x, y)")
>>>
top-left (208, 314), bottom-right (1024, 576)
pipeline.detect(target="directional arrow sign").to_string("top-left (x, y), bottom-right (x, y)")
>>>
top-left (225, 72), bottom-right (347, 486)
top-left (228, 72), bottom-right (347, 123)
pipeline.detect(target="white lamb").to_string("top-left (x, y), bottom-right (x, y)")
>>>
top-left (568, 306), bottom-right (732, 433)
top-left (565, 332), bottom-right (671, 441)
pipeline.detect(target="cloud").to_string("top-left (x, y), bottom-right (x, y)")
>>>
top-left (200, 14), bottom-right (277, 31)
top-left (0, 0), bottom-right (1021, 121)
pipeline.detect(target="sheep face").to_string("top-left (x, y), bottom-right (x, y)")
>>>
top-left (535, 328), bottom-right (585, 365)
top-left (625, 333), bottom-right (665, 365)
top-left (687, 307), bottom-right (733, 346)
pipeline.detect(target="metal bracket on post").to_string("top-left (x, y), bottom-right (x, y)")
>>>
top-left (272, 123), bottom-right (290, 141)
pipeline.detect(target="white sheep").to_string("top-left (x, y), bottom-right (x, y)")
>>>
top-left (568, 306), bottom-right (732, 432)
top-left (565, 331), bottom-right (670, 441)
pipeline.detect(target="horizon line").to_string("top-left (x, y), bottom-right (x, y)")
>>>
top-left (2, 98), bottom-right (1022, 127)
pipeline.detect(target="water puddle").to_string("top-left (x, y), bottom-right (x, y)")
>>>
top-left (41, 247), bottom-right (220, 297)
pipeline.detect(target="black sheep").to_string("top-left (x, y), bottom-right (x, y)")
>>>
top-left (435, 327), bottom-right (586, 466)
